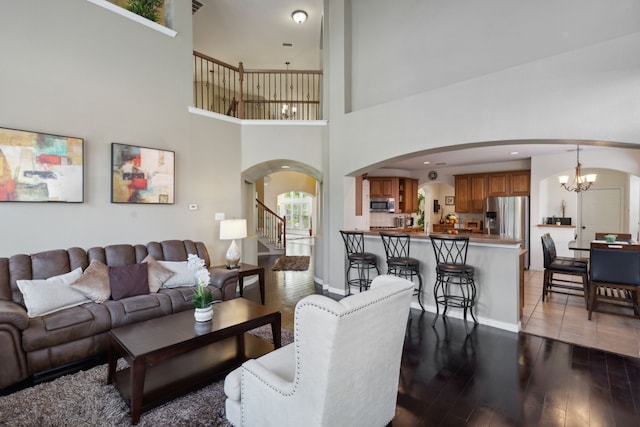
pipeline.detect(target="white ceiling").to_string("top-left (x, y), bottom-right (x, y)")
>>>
top-left (378, 141), bottom-right (639, 172)
top-left (191, 2), bottom-right (640, 174)
top-left (192, 0), bottom-right (323, 70)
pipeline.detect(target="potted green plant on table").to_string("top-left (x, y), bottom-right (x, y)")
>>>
top-left (188, 254), bottom-right (213, 322)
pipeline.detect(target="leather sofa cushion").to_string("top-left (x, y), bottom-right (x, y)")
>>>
top-left (22, 303), bottom-right (111, 352)
top-left (104, 293), bottom-right (172, 328)
top-left (159, 286), bottom-right (223, 313)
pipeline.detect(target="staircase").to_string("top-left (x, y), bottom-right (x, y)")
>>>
top-left (256, 199), bottom-right (286, 256)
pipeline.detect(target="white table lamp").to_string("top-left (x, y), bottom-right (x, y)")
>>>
top-left (220, 219), bottom-right (247, 269)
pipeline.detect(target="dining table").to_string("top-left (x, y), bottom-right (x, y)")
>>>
top-left (568, 238), bottom-right (636, 252)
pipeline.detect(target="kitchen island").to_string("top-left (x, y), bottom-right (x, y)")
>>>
top-left (358, 230), bottom-right (524, 332)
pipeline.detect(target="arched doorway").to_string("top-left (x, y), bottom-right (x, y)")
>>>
top-left (241, 160), bottom-right (323, 265)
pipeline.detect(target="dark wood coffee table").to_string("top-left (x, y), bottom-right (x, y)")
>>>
top-left (107, 298), bottom-right (281, 424)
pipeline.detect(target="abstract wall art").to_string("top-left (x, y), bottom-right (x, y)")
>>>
top-left (0, 127), bottom-right (84, 202)
top-left (111, 143), bottom-right (175, 204)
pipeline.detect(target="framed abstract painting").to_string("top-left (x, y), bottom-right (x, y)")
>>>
top-left (111, 143), bottom-right (175, 204)
top-left (0, 126), bottom-right (84, 202)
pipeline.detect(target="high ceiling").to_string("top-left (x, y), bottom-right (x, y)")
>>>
top-left (191, 2), bottom-right (639, 173)
top-left (192, 0), bottom-right (323, 70)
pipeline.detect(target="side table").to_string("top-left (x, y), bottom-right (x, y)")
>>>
top-left (214, 263), bottom-right (266, 305)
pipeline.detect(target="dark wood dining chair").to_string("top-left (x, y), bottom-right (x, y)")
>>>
top-left (588, 242), bottom-right (640, 320)
top-left (541, 233), bottom-right (589, 307)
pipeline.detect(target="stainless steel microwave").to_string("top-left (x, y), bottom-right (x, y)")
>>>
top-left (370, 198), bottom-right (395, 213)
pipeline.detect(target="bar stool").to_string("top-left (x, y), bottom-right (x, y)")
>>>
top-left (380, 232), bottom-right (425, 311)
top-left (339, 231), bottom-right (379, 294)
top-left (430, 235), bottom-right (477, 332)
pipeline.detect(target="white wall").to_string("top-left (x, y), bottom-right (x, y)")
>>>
top-left (264, 171), bottom-right (317, 212)
top-left (325, 0), bottom-right (640, 293)
top-left (349, 0), bottom-right (640, 111)
top-left (0, 1), bottom-right (241, 262)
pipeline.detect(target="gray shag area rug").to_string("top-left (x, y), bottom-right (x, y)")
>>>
top-left (0, 325), bottom-right (293, 427)
top-left (271, 255), bottom-right (310, 271)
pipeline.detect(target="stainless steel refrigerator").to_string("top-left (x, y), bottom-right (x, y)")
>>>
top-left (484, 196), bottom-right (529, 267)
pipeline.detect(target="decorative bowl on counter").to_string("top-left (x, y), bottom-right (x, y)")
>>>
top-left (605, 234), bottom-right (617, 243)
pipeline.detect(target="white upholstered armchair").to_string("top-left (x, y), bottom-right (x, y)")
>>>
top-left (224, 275), bottom-right (414, 427)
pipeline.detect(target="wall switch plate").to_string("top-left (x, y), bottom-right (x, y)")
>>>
top-left (215, 212), bottom-right (225, 221)
top-left (188, 204), bottom-right (198, 210)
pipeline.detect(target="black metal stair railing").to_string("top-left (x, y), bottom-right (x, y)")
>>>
top-left (193, 51), bottom-right (322, 120)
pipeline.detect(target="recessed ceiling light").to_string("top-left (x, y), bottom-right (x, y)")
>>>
top-left (510, 151), bottom-right (519, 155)
top-left (423, 161), bottom-right (430, 165)
top-left (281, 165), bottom-right (290, 169)
top-left (291, 10), bottom-right (308, 24)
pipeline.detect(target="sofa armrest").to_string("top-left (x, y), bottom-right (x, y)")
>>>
top-left (209, 268), bottom-right (239, 300)
top-left (0, 300), bottom-right (29, 330)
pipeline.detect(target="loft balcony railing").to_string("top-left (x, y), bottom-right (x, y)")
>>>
top-left (193, 51), bottom-right (322, 120)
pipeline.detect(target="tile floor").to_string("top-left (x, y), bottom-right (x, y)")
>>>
top-left (521, 268), bottom-right (640, 359)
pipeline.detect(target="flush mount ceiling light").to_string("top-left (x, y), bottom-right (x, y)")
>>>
top-left (558, 145), bottom-right (596, 193)
top-left (291, 10), bottom-right (308, 24)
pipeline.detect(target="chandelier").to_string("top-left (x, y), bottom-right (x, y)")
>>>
top-left (558, 145), bottom-right (596, 193)
top-left (281, 62), bottom-right (296, 119)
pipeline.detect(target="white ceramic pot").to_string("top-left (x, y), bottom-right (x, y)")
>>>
top-left (194, 305), bottom-right (213, 322)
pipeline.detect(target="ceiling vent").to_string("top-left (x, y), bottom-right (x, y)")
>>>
top-left (192, 0), bottom-right (204, 14)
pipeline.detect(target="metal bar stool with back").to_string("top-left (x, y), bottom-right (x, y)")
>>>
top-left (430, 234), bottom-right (478, 333)
top-left (379, 232), bottom-right (425, 311)
top-left (339, 231), bottom-right (380, 295)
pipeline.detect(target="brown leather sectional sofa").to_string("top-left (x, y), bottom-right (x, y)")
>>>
top-left (0, 239), bottom-right (239, 392)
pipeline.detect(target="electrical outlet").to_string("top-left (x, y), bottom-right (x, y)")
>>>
top-left (215, 212), bottom-right (225, 221)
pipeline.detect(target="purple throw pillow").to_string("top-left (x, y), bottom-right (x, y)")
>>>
top-left (109, 263), bottom-right (149, 300)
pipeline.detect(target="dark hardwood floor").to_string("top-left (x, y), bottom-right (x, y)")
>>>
top-left (244, 238), bottom-right (640, 426)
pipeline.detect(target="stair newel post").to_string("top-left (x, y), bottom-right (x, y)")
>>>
top-left (238, 62), bottom-right (245, 120)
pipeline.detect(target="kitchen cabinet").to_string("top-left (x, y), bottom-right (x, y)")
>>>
top-left (486, 172), bottom-right (509, 197)
top-left (510, 170), bottom-right (531, 196)
top-left (369, 177), bottom-right (417, 213)
top-left (398, 178), bottom-right (419, 213)
top-left (433, 223), bottom-right (455, 233)
top-left (486, 170), bottom-right (530, 197)
top-left (369, 178), bottom-right (394, 198)
top-left (355, 174), bottom-right (363, 216)
top-left (456, 170), bottom-right (530, 212)
top-left (455, 174), bottom-right (485, 213)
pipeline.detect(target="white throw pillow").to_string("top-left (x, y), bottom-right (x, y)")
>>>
top-left (17, 268), bottom-right (89, 317)
top-left (158, 261), bottom-right (196, 288)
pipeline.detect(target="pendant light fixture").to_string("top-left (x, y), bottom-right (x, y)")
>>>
top-left (281, 62), bottom-right (296, 119)
top-left (558, 145), bottom-right (597, 193)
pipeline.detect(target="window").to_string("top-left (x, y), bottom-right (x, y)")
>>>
top-left (278, 192), bottom-right (312, 230)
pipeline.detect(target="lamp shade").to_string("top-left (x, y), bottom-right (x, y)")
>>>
top-left (220, 219), bottom-right (247, 240)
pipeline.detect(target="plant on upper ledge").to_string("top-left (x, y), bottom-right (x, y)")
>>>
top-left (126, 0), bottom-right (163, 23)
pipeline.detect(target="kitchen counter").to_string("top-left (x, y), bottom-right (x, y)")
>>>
top-left (370, 226), bottom-right (424, 233)
top-left (364, 229), bottom-right (523, 245)
top-left (353, 229), bottom-right (523, 332)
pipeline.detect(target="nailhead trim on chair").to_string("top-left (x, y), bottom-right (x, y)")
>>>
top-left (239, 283), bottom-right (412, 426)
